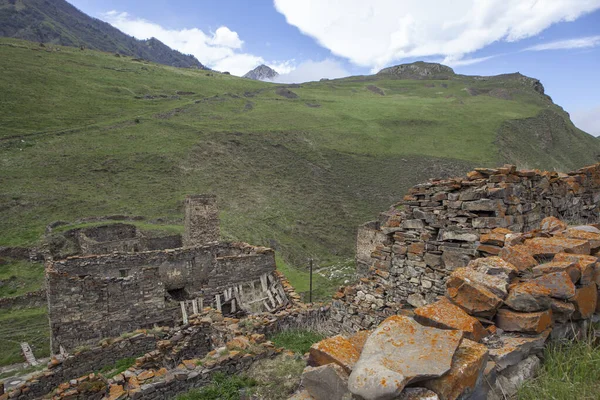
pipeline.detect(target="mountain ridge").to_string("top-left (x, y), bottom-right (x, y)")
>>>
top-left (0, 0), bottom-right (206, 69)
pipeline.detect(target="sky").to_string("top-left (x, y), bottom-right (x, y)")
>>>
top-left (68, 0), bottom-right (600, 136)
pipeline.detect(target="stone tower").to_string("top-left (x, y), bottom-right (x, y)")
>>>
top-left (183, 194), bottom-right (219, 247)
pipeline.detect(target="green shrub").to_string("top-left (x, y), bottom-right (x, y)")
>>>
top-left (270, 329), bottom-right (326, 354)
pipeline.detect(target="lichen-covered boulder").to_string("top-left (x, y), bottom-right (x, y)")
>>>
top-left (414, 297), bottom-right (487, 342)
top-left (308, 335), bottom-right (361, 374)
top-left (348, 315), bottom-right (462, 400)
top-left (504, 281), bottom-right (552, 312)
top-left (495, 309), bottom-right (552, 334)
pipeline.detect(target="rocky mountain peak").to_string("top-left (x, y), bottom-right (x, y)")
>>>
top-left (377, 62), bottom-right (455, 79)
top-left (243, 64), bottom-right (279, 81)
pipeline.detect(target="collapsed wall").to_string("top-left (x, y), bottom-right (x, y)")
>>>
top-left (352, 163), bottom-right (600, 314)
top-left (46, 243), bottom-right (282, 353)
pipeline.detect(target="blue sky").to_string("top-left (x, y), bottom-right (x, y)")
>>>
top-left (69, 0), bottom-right (600, 135)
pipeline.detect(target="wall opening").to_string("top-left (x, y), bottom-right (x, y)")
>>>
top-left (166, 288), bottom-right (188, 301)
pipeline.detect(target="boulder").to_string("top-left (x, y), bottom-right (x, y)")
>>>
top-left (532, 261), bottom-right (580, 283)
top-left (302, 364), bottom-right (351, 400)
top-left (552, 253), bottom-right (596, 285)
top-left (480, 228), bottom-right (511, 246)
top-left (414, 297), bottom-right (487, 342)
top-left (499, 246), bottom-right (537, 271)
top-left (347, 331), bottom-right (371, 355)
top-left (522, 237), bottom-right (590, 257)
top-left (422, 339), bottom-right (489, 400)
top-left (570, 282), bottom-right (597, 320)
top-left (504, 282), bottom-right (552, 312)
top-left (446, 278), bottom-right (502, 318)
top-left (348, 315), bottom-right (463, 400)
top-left (487, 356), bottom-right (541, 400)
top-left (308, 335), bottom-right (360, 374)
top-left (529, 271), bottom-right (576, 300)
top-left (549, 299), bottom-right (575, 323)
top-left (540, 216), bottom-right (567, 233)
top-left (495, 309), bottom-right (552, 334)
top-left (487, 331), bottom-right (549, 371)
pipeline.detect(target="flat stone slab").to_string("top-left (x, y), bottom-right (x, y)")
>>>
top-left (302, 364), bottom-right (351, 400)
top-left (486, 331), bottom-right (549, 371)
top-left (308, 335), bottom-right (361, 374)
top-left (423, 339), bottom-right (489, 400)
top-left (570, 282), bottom-right (598, 320)
top-left (348, 315), bottom-right (463, 400)
top-left (414, 297), bottom-right (487, 342)
top-left (499, 245), bottom-right (538, 271)
top-left (533, 261), bottom-right (580, 283)
top-left (495, 309), bottom-right (552, 334)
top-left (523, 237), bottom-right (590, 257)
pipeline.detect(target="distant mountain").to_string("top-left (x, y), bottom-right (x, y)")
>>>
top-left (0, 0), bottom-right (206, 69)
top-left (243, 64), bottom-right (278, 81)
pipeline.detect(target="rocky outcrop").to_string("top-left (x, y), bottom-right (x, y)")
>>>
top-left (377, 62), bottom-right (455, 80)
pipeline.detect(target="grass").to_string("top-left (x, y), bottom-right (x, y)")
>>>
top-left (270, 329), bottom-right (326, 355)
top-left (175, 372), bottom-right (257, 400)
top-left (1, 37), bottom-right (597, 272)
top-left (0, 307), bottom-right (49, 366)
top-left (518, 338), bottom-right (600, 400)
top-left (98, 356), bottom-right (137, 378)
top-left (245, 354), bottom-right (306, 400)
top-left (276, 255), bottom-right (354, 302)
top-left (0, 259), bottom-right (44, 298)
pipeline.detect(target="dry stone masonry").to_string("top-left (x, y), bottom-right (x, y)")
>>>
top-left (339, 163), bottom-right (600, 331)
top-left (45, 195), bottom-right (290, 354)
top-left (299, 215), bottom-right (600, 400)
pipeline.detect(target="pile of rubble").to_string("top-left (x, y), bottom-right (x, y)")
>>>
top-left (295, 217), bottom-right (599, 400)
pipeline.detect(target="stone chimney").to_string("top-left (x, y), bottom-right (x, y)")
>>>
top-left (183, 194), bottom-right (219, 247)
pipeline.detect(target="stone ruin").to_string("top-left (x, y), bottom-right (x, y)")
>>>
top-left (45, 194), bottom-right (291, 354)
top-left (5, 164), bottom-right (600, 400)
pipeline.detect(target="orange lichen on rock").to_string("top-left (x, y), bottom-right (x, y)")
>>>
top-left (422, 339), bottom-right (489, 400)
top-left (495, 308), bottom-right (552, 334)
top-left (540, 216), bottom-right (567, 233)
top-left (347, 330), bottom-right (371, 355)
top-left (499, 245), bottom-right (538, 271)
top-left (523, 237), bottom-right (590, 257)
top-left (308, 335), bottom-right (361, 374)
top-left (529, 271), bottom-right (576, 300)
top-left (560, 228), bottom-right (600, 249)
top-left (533, 261), bottom-right (580, 284)
top-left (570, 282), bottom-right (598, 320)
top-left (414, 297), bottom-right (488, 342)
top-left (504, 281), bottom-right (552, 312)
top-left (553, 253), bottom-right (597, 285)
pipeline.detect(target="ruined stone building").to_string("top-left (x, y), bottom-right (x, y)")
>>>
top-left (46, 194), bottom-right (289, 353)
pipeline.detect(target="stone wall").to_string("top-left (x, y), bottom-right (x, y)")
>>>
top-left (354, 163), bottom-right (600, 311)
top-left (183, 194), bottom-right (219, 247)
top-left (46, 243), bottom-right (278, 353)
top-left (0, 290), bottom-right (46, 310)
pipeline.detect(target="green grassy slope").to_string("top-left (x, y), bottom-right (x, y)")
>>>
top-left (1, 38), bottom-right (599, 267)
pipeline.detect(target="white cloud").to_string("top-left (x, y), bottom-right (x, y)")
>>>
top-left (524, 35), bottom-right (600, 51)
top-left (442, 55), bottom-right (499, 67)
top-left (273, 59), bottom-right (350, 83)
top-left (572, 105), bottom-right (600, 136)
top-left (100, 11), bottom-right (290, 76)
top-left (274, 0), bottom-right (600, 71)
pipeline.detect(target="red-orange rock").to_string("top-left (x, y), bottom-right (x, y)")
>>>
top-left (468, 256), bottom-right (519, 278)
top-left (540, 216), bottom-right (567, 233)
top-left (530, 271), bottom-right (576, 300)
top-left (346, 331), bottom-right (370, 355)
top-left (136, 370), bottom-right (155, 382)
top-left (550, 299), bottom-right (576, 323)
top-left (108, 384), bottom-right (126, 400)
top-left (308, 335), bottom-right (361, 374)
top-left (570, 283), bottom-right (598, 320)
top-left (562, 228), bottom-right (600, 249)
top-left (499, 245), bottom-right (537, 271)
top-left (523, 237), bottom-right (590, 257)
top-left (423, 339), bottom-right (489, 400)
top-left (533, 261), bottom-right (580, 284)
top-left (553, 253), bottom-right (596, 285)
top-left (495, 309), bottom-right (552, 334)
top-left (504, 281), bottom-right (552, 312)
top-left (477, 244), bottom-right (502, 255)
top-left (480, 229), bottom-right (510, 246)
top-left (446, 277), bottom-right (502, 318)
top-left (414, 297), bottom-right (488, 342)
top-left (408, 242), bottom-right (425, 255)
